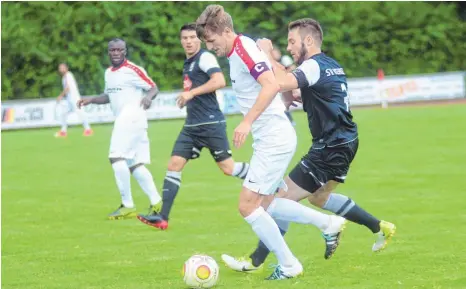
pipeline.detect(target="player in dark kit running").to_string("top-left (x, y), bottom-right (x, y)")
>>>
top-left (222, 18), bottom-right (396, 273)
top-left (137, 23), bottom-right (249, 230)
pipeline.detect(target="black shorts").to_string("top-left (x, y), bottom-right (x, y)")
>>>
top-left (171, 122), bottom-right (232, 162)
top-left (289, 138), bottom-right (359, 193)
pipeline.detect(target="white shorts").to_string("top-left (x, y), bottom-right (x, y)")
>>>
top-left (243, 115), bottom-right (297, 195)
top-left (58, 97), bottom-right (80, 114)
top-left (109, 123), bottom-right (150, 167)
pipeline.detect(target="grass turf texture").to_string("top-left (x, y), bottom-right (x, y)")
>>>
top-left (3, 104), bottom-right (466, 289)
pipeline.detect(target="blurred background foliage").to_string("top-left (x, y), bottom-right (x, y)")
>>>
top-left (1, 1), bottom-right (465, 99)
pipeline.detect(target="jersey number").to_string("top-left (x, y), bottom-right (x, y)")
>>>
top-left (341, 83), bottom-right (350, 112)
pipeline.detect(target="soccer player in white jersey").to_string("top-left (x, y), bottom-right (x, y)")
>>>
top-left (77, 38), bottom-right (162, 220)
top-left (55, 63), bottom-right (93, 137)
top-left (196, 5), bottom-right (346, 280)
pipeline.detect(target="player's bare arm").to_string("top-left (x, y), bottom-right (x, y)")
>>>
top-left (77, 93), bottom-right (110, 108)
top-left (177, 72), bottom-right (226, 108)
top-left (233, 70), bottom-right (280, 148)
top-left (141, 85), bottom-right (160, 110)
top-left (257, 39), bottom-right (299, 93)
top-left (57, 81), bottom-right (69, 102)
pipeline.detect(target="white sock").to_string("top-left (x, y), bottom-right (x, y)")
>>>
top-left (232, 162), bottom-right (249, 179)
top-left (244, 206), bottom-right (297, 267)
top-left (132, 166), bottom-right (161, 205)
top-left (60, 111), bottom-right (68, 132)
top-left (76, 109), bottom-right (91, 130)
top-left (112, 161), bottom-right (134, 208)
top-left (267, 198), bottom-right (331, 231)
top-left (274, 217), bottom-right (290, 233)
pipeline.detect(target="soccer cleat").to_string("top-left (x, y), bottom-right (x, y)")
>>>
top-left (372, 220), bottom-right (396, 252)
top-left (83, 129), bottom-right (94, 136)
top-left (107, 204), bottom-right (137, 220)
top-left (54, 131), bottom-right (67, 138)
top-left (322, 215), bottom-right (347, 259)
top-left (137, 211), bottom-right (168, 230)
top-left (221, 254), bottom-right (263, 273)
top-left (147, 202), bottom-right (162, 215)
top-left (265, 261), bottom-right (303, 280)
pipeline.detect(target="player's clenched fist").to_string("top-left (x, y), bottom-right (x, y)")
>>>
top-left (233, 120), bottom-right (251, 149)
top-left (177, 91), bottom-right (195, 108)
top-left (77, 98), bottom-right (93, 109)
top-left (256, 38), bottom-right (274, 54)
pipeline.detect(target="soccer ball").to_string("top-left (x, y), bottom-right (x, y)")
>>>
top-left (182, 255), bottom-right (219, 288)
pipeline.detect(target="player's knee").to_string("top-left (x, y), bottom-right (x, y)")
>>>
top-left (308, 191), bottom-right (329, 208)
top-left (238, 201), bottom-right (256, 218)
top-left (220, 164), bottom-right (233, 176)
top-left (167, 157), bottom-right (185, 172)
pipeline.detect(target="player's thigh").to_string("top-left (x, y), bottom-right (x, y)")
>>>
top-left (308, 180), bottom-right (340, 207)
top-left (244, 147), bottom-right (295, 197)
top-left (171, 127), bottom-right (202, 161)
top-left (203, 122), bottom-right (232, 163)
top-left (276, 176), bottom-right (312, 202)
top-left (126, 129), bottom-right (151, 167)
top-left (216, 157), bottom-right (235, 175)
top-left (167, 155), bottom-right (188, 172)
top-left (109, 124), bottom-right (142, 160)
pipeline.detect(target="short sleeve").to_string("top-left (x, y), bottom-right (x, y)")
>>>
top-left (104, 70), bottom-right (109, 93)
top-left (234, 36), bottom-right (271, 80)
top-left (199, 52), bottom-right (222, 76)
top-left (127, 64), bottom-right (156, 90)
top-left (291, 59), bottom-right (320, 88)
top-left (66, 72), bottom-right (78, 90)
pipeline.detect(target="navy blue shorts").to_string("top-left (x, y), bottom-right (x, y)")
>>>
top-left (172, 122), bottom-right (232, 162)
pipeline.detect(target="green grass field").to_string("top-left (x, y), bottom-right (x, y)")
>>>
top-left (2, 104), bottom-right (466, 289)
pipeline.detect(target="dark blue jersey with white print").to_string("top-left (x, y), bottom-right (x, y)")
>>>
top-left (292, 53), bottom-right (358, 148)
top-left (183, 49), bottom-right (225, 126)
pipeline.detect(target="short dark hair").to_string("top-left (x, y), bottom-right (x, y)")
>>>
top-left (288, 18), bottom-right (323, 46)
top-left (108, 38), bottom-right (126, 46)
top-left (180, 23), bottom-right (197, 33)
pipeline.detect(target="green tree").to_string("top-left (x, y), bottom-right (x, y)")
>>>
top-left (1, 2), bottom-right (464, 100)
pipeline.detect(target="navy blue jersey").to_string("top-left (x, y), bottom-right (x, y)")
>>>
top-left (183, 49), bottom-right (225, 126)
top-left (292, 53), bottom-right (358, 148)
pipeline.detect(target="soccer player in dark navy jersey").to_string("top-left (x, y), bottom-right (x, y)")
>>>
top-left (223, 18), bottom-right (396, 273)
top-left (137, 23), bottom-right (249, 230)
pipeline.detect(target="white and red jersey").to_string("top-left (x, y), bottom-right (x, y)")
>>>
top-left (62, 71), bottom-right (81, 100)
top-left (104, 60), bottom-right (156, 126)
top-left (227, 35), bottom-right (286, 126)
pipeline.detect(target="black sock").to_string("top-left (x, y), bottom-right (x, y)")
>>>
top-left (249, 227), bottom-right (287, 267)
top-left (160, 171), bottom-right (181, 221)
top-left (342, 204), bottom-right (381, 233)
top-left (324, 193), bottom-right (381, 233)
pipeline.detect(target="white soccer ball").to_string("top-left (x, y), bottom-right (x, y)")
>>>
top-left (182, 255), bottom-right (219, 288)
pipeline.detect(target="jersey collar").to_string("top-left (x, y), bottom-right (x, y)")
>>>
top-left (185, 49), bottom-right (203, 63)
top-left (227, 34), bottom-right (242, 58)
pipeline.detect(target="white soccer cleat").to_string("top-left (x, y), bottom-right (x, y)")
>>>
top-left (322, 215), bottom-right (347, 259)
top-left (221, 254), bottom-right (263, 273)
top-left (265, 259), bottom-right (303, 280)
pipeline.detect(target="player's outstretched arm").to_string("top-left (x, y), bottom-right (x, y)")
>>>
top-left (257, 39), bottom-right (299, 93)
top-left (77, 93), bottom-right (109, 108)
